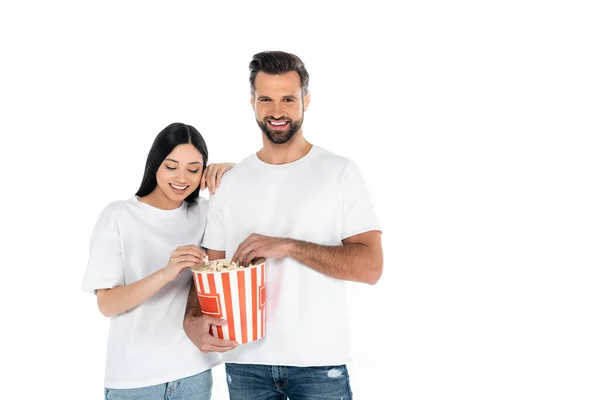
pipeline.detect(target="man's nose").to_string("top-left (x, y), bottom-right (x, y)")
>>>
top-left (271, 102), bottom-right (285, 119)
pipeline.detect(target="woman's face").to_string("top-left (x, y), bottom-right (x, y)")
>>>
top-left (155, 143), bottom-right (204, 205)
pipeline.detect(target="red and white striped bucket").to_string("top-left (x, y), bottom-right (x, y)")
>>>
top-left (191, 258), bottom-right (266, 344)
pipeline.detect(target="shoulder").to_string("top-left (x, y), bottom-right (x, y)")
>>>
top-left (194, 196), bottom-right (209, 209)
top-left (211, 153), bottom-right (256, 194)
top-left (186, 196), bottom-right (209, 219)
top-left (310, 146), bottom-right (360, 177)
top-left (91, 198), bottom-right (134, 235)
top-left (97, 198), bottom-right (132, 220)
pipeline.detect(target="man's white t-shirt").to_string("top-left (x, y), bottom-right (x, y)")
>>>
top-left (82, 197), bottom-right (219, 389)
top-left (202, 145), bottom-right (380, 366)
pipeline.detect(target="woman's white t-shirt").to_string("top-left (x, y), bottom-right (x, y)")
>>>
top-left (82, 197), bottom-right (219, 389)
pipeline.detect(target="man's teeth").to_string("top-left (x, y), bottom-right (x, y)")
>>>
top-left (270, 121), bottom-right (288, 126)
top-left (170, 184), bottom-right (188, 190)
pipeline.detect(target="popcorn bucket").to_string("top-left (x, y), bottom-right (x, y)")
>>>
top-left (191, 258), bottom-right (266, 344)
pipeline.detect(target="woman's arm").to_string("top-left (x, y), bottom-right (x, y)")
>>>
top-left (201, 163), bottom-right (236, 194)
top-left (96, 245), bottom-right (206, 317)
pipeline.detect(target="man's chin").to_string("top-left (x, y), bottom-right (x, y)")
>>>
top-left (265, 130), bottom-right (294, 144)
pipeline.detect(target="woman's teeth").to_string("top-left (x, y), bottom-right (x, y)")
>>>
top-left (170, 184), bottom-right (188, 190)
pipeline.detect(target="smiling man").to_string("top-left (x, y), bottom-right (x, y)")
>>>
top-left (183, 51), bottom-right (383, 399)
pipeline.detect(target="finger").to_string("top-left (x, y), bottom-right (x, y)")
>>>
top-left (201, 315), bottom-right (227, 326)
top-left (243, 249), bottom-right (260, 267)
top-left (175, 249), bottom-right (203, 259)
top-left (240, 247), bottom-right (251, 267)
top-left (182, 244), bottom-right (204, 255)
top-left (243, 247), bottom-right (261, 267)
top-left (179, 250), bottom-right (204, 261)
top-left (231, 249), bottom-right (239, 264)
top-left (231, 246), bottom-right (246, 264)
top-left (203, 334), bottom-right (239, 348)
top-left (200, 344), bottom-right (237, 353)
top-left (215, 165), bottom-right (227, 189)
top-left (231, 234), bottom-right (257, 263)
top-left (207, 165), bottom-right (218, 194)
top-left (172, 246), bottom-right (195, 257)
top-left (178, 246), bottom-right (206, 259)
top-left (200, 167), bottom-right (208, 191)
top-left (231, 243), bottom-right (245, 264)
top-left (182, 262), bottom-right (197, 270)
top-left (170, 250), bottom-right (184, 260)
top-left (175, 256), bottom-right (203, 264)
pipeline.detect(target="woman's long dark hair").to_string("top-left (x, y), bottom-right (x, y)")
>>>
top-left (135, 122), bottom-right (209, 204)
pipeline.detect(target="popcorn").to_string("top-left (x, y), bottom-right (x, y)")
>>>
top-left (193, 259), bottom-right (247, 273)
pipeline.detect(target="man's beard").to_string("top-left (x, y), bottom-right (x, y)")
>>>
top-left (257, 115), bottom-right (303, 144)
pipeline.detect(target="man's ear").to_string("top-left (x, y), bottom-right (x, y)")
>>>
top-left (250, 94), bottom-right (255, 111)
top-left (303, 91), bottom-right (311, 111)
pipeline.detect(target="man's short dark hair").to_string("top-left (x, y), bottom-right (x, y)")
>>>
top-left (249, 51), bottom-right (309, 96)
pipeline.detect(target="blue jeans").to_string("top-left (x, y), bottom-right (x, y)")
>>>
top-left (225, 363), bottom-right (353, 399)
top-left (104, 370), bottom-right (212, 400)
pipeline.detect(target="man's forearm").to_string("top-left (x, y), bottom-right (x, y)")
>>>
top-left (286, 233), bottom-right (382, 285)
top-left (184, 282), bottom-right (201, 319)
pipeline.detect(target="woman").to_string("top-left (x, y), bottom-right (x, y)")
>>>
top-left (82, 122), bottom-right (234, 399)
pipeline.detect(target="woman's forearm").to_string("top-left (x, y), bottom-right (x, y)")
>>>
top-left (96, 268), bottom-right (170, 317)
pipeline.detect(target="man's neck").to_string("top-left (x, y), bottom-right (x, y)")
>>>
top-left (257, 131), bottom-right (313, 165)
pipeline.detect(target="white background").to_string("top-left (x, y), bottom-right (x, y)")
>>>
top-left (1, 1), bottom-right (599, 399)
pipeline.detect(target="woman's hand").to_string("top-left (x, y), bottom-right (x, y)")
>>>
top-left (163, 245), bottom-right (206, 282)
top-left (201, 162), bottom-right (236, 194)
top-left (96, 245), bottom-right (207, 318)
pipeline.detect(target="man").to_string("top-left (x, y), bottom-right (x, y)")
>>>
top-left (184, 50), bottom-right (383, 399)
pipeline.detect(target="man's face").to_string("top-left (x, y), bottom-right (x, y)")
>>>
top-left (251, 71), bottom-right (310, 144)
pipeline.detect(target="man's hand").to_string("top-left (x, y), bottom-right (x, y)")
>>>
top-left (183, 314), bottom-right (238, 353)
top-left (231, 233), bottom-right (291, 266)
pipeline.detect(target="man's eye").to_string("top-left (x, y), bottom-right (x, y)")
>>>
top-left (165, 165), bottom-right (176, 170)
top-left (260, 99), bottom-right (271, 102)
top-left (284, 99), bottom-right (294, 102)
top-left (188, 169), bottom-right (199, 174)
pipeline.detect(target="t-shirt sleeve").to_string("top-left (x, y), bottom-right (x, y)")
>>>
top-left (201, 191), bottom-right (226, 252)
top-left (81, 207), bottom-right (125, 294)
top-left (341, 161), bottom-right (381, 240)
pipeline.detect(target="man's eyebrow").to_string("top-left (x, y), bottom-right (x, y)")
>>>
top-left (283, 95), bottom-right (297, 100)
top-left (257, 95), bottom-right (272, 100)
top-left (165, 158), bottom-right (202, 165)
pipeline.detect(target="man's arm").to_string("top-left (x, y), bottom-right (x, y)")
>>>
top-left (231, 231), bottom-right (383, 285)
top-left (183, 249), bottom-right (237, 352)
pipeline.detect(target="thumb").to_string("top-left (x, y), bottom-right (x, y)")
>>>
top-left (202, 315), bottom-right (227, 326)
top-left (200, 170), bottom-right (208, 191)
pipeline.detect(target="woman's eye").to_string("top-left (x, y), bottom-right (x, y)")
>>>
top-left (188, 169), bottom-right (199, 174)
top-left (165, 165), bottom-right (176, 170)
